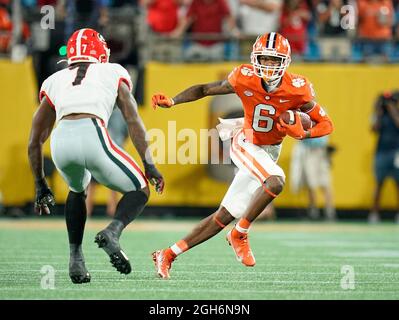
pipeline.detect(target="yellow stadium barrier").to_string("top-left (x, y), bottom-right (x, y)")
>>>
top-left (0, 59), bottom-right (398, 209)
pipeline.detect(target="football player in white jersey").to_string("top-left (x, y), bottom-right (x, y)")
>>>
top-left (28, 28), bottom-right (164, 284)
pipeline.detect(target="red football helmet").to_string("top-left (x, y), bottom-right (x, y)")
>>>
top-left (66, 28), bottom-right (110, 65)
top-left (251, 32), bottom-right (291, 85)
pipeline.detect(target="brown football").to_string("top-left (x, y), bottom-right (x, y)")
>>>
top-left (279, 110), bottom-right (315, 130)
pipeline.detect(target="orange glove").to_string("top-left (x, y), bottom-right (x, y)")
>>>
top-left (279, 113), bottom-right (308, 140)
top-left (151, 93), bottom-right (174, 109)
top-left (275, 122), bottom-right (287, 136)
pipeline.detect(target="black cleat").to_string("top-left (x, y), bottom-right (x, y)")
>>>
top-left (95, 229), bottom-right (132, 274)
top-left (69, 259), bottom-right (91, 284)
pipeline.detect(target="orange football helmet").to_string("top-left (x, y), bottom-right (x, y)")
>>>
top-left (67, 28), bottom-right (110, 65)
top-left (251, 32), bottom-right (291, 85)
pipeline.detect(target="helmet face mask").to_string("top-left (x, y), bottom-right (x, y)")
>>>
top-left (251, 33), bottom-right (291, 85)
top-left (67, 28), bottom-right (110, 65)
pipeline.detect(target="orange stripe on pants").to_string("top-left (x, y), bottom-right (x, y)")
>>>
top-left (232, 130), bottom-right (271, 183)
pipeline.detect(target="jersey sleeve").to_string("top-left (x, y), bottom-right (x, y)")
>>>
top-left (227, 66), bottom-right (241, 91)
top-left (113, 64), bottom-right (133, 92)
top-left (39, 77), bottom-right (56, 109)
top-left (300, 77), bottom-right (316, 105)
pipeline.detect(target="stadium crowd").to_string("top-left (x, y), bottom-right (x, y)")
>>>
top-left (1, 1), bottom-right (399, 68)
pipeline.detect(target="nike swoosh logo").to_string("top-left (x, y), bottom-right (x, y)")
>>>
top-left (280, 99), bottom-right (290, 103)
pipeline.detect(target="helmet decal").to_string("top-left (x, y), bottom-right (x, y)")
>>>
top-left (66, 28), bottom-right (110, 65)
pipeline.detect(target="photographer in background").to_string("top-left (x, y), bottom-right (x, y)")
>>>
top-left (369, 90), bottom-right (399, 223)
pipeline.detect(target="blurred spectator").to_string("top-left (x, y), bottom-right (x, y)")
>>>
top-left (369, 91), bottom-right (399, 223)
top-left (141, 0), bottom-right (184, 61)
top-left (111, 0), bottom-right (138, 7)
top-left (0, 0), bottom-right (30, 53)
top-left (141, 0), bottom-right (183, 35)
top-left (316, 0), bottom-right (352, 61)
top-left (236, 0), bottom-right (282, 60)
top-left (238, 0), bottom-right (282, 36)
top-left (86, 107), bottom-right (129, 217)
top-left (32, 0), bottom-right (66, 85)
top-left (280, 0), bottom-right (311, 57)
top-left (37, 0), bottom-right (58, 5)
top-left (317, 0), bottom-right (347, 36)
top-left (64, 0), bottom-right (110, 40)
top-left (357, 0), bottom-right (394, 61)
top-left (174, 0), bottom-right (240, 61)
top-left (290, 136), bottom-right (336, 221)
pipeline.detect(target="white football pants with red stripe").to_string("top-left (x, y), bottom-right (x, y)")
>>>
top-left (221, 129), bottom-right (285, 219)
top-left (50, 118), bottom-right (147, 193)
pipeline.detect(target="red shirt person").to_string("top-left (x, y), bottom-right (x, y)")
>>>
top-left (141, 0), bottom-right (182, 34)
top-left (186, 0), bottom-right (231, 46)
top-left (279, 0), bottom-right (311, 55)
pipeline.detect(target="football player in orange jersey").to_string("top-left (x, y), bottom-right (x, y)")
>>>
top-left (151, 32), bottom-right (334, 279)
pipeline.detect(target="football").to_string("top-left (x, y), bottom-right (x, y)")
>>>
top-left (279, 110), bottom-right (315, 130)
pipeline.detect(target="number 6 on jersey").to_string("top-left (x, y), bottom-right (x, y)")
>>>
top-left (252, 104), bottom-right (276, 132)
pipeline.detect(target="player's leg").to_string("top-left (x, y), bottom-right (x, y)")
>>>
top-left (53, 166), bottom-right (92, 283)
top-left (50, 121), bottom-right (92, 284)
top-left (370, 181), bottom-right (384, 223)
top-left (152, 206), bottom-right (235, 279)
top-left (307, 186), bottom-right (319, 219)
top-left (321, 185), bottom-right (336, 221)
top-left (85, 178), bottom-right (97, 217)
top-left (227, 175), bottom-right (284, 266)
top-left (227, 131), bottom-right (285, 266)
top-left (152, 169), bottom-right (256, 279)
top-left (369, 152), bottom-right (387, 223)
top-left (318, 148), bottom-right (335, 220)
top-left (303, 149), bottom-right (320, 219)
top-left (65, 188), bottom-right (91, 284)
top-left (89, 118), bottom-right (149, 274)
top-left (106, 190), bottom-right (119, 217)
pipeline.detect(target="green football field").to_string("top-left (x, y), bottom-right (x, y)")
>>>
top-left (0, 218), bottom-right (398, 300)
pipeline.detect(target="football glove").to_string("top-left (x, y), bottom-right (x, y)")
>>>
top-left (279, 113), bottom-right (307, 140)
top-left (143, 160), bottom-right (165, 194)
top-left (34, 178), bottom-right (55, 215)
top-left (152, 94), bottom-right (174, 109)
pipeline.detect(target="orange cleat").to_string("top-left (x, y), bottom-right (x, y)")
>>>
top-left (152, 249), bottom-right (175, 279)
top-left (226, 230), bottom-right (256, 267)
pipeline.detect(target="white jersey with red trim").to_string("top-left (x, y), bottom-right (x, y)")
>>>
top-left (39, 63), bottom-right (132, 127)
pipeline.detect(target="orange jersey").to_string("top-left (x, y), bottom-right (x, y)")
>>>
top-left (228, 64), bottom-right (315, 145)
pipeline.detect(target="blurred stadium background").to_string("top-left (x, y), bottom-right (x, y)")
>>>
top-left (0, 0), bottom-right (399, 300)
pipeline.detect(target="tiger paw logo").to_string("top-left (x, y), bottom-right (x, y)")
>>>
top-left (292, 78), bottom-right (306, 88)
top-left (241, 67), bottom-right (254, 77)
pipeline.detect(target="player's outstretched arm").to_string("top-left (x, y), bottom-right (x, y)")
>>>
top-left (117, 82), bottom-right (164, 193)
top-left (28, 98), bottom-right (56, 215)
top-left (152, 79), bottom-right (235, 109)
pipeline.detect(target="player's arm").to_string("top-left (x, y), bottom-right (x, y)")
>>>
top-left (300, 101), bottom-right (334, 138)
top-left (28, 97), bottom-right (56, 214)
top-left (152, 79), bottom-right (235, 109)
top-left (117, 82), bottom-right (164, 193)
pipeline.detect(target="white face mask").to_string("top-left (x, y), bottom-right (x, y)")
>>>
top-left (251, 52), bottom-right (291, 85)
